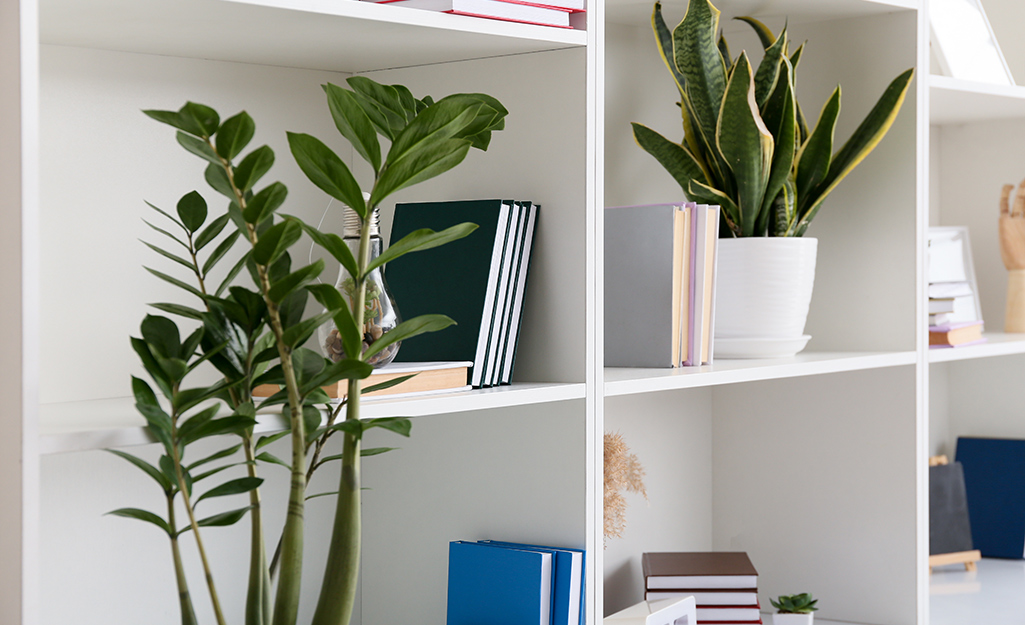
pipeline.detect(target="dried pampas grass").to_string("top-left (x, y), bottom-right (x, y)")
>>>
top-left (604, 431), bottom-right (647, 545)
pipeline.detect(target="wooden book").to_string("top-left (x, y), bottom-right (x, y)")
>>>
top-left (642, 552), bottom-right (757, 590)
top-left (253, 361), bottom-right (470, 400)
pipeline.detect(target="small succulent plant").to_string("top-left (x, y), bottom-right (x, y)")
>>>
top-left (771, 593), bottom-right (819, 614)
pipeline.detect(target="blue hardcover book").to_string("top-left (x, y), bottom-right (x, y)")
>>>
top-left (447, 541), bottom-right (553, 625)
top-left (480, 540), bottom-right (585, 625)
top-left (956, 437), bottom-right (1025, 558)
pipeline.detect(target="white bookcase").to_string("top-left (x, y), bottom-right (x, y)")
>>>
top-left (6, 0), bottom-right (1025, 623)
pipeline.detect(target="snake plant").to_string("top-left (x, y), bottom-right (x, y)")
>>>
top-left (632, 0), bottom-right (914, 237)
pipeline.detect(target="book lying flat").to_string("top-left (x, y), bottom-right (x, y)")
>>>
top-left (929, 321), bottom-right (984, 347)
top-left (375, 0), bottom-right (572, 27)
top-left (447, 541), bottom-right (552, 625)
top-left (643, 552), bottom-right (758, 590)
top-left (252, 361), bottom-right (471, 400)
top-left (644, 590), bottom-right (758, 605)
top-left (694, 605), bottom-right (761, 621)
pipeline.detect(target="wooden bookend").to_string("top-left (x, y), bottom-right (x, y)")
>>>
top-left (928, 550), bottom-right (981, 574)
top-left (1000, 180), bottom-right (1025, 332)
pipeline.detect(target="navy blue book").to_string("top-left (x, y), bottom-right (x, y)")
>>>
top-left (447, 541), bottom-right (553, 625)
top-left (480, 541), bottom-right (585, 625)
top-left (956, 437), bottom-right (1025, 558)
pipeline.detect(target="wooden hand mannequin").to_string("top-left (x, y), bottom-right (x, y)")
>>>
top-left (999, 181), bottom-right (1025, 331)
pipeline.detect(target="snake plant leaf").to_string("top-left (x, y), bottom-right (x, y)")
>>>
top-left (177, 132), bottom-right (222, 167)
top-left (234, 145), bottom-right (275, 193)
top-left (673, 0), bottom-right (727, 154)
top-left (795, 85), bottom-right (841, 215)
top-left (325, 83), bottom-right (382, 172)
top-left (806, 67), bottom-right (915, 223)
top-left (107, 508), bottom-right (173, 535)
top-left (771, 177), bottom-right (797, 236)
top-left (717, 33), bottom-right (731, 68)
top-left (790, 41), bottom-right (805, 72)
top-left (735, 15), bottom-right (777, 50)
top-left (632, 122), bottom-right (709, 191)
top-left (753, 28), bottom-right (787, 109)
top-left (653, 2), bottom-right (686, 94)
top-left (363, 313), bottom-right (456, 360)
top-left (287, 132), bottom-right (366, 219)
top-left (761, 60), bottom-right (797, 218)
top-left (716, 52), bottom-right (773, 236)
top-left (366, 222), bottom-right (479, 276)
top-left (689, 179), bottom-right (742, 235)
top-left (215, 111), bottom-right (256, 161)
top-left (371, 138), bottom-right (472, 209)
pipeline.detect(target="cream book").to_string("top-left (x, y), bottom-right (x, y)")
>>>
top-left (253, 361), bottom-right (471, 401)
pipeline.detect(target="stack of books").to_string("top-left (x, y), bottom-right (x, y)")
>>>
top-left (928, 227), bottom-right (984, 348)
top-left (447, 540), bottom-right (585, 625)
top-left (386, 199), bottom-right (538, 388)
top-left (643, 552), bottom-right (762, 625)
top-left (605, 203), bottom-right (720, 367)
top-left (368, 0), bottom-right (584, 29)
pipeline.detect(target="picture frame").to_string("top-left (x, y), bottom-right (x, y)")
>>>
top-left (930, 0), bottom-right (1014, 86)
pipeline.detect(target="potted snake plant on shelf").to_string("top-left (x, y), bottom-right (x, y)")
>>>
top-left (110, 78), bottom-right (506, 625)
top-left (632, 0), bottom-right (913, 358)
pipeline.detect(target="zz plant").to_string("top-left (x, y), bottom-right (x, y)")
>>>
top-left (109, 77), bottom-right (506, 625)
top-left (632, 0), bottom-right (914, 237)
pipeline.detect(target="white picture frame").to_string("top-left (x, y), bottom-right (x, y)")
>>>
top-left (603, 596), bottom-right (697, 625)
top-left (930, 0), bottom-right (1014, 85)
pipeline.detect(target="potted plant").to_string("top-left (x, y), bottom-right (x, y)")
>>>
top-left (632, 0), bottom-right (914, 357)
top-left (771, 593), bottom-right (818, 625)
top-left (110, 77), bottom-right (506, 625)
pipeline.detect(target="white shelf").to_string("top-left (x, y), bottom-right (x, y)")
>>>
top-left (929, 75), bottom-right (1025, 125)
top-left (929, 332), bottom-right (1025, 363)
top-left (40, 0), bottom-right (586, 73)
top-left (604, 350), bottom-right (917, 396)
top-left (39, 382), bottom-right (586, 454)
top-left (606, 0), bottom-right (916, 28)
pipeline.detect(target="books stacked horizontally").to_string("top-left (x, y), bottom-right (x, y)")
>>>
top-left (643, 552), bottom-right (762, 625)
top-left (368, 0), bottom-right (584, 29)
top-left (605, 203), bottom-right (720, 367)
top-left (447, 540), bottom-right (585, 625)
top-left (252, 361), bottom-right (471, 401)
top-left (928, 227), bottom-right (984, 348)
top-left (386, 199), bottom-right (538, 388)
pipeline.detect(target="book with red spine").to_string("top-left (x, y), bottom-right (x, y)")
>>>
top-left (372, 0), bottom-right (574, 27)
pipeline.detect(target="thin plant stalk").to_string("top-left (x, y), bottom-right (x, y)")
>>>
top-left (168, 492), bottom-right (199, 625)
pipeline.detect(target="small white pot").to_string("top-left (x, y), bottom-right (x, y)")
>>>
top-left (714, 237), bottom-right (817, 358)
top-left (772, 613), bottom-right (814, 625)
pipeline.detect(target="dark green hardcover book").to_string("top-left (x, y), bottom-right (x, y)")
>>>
top-left (385, 199), bottom-right (514, 387)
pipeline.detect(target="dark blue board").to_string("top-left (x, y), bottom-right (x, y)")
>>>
top-left (956, 437), bottom-right (1025, 559)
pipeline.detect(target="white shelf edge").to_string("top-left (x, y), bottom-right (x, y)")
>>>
top-left (929, 332), bottom-right (1025, 363)
top-left (604, 351), bottom-right (917, 396)
top-left (226, 0), bottom-right (588, 47)
top-left (929, 74), bottom-right (1025, 99)
top-left (38, 382), bottom-right (586, 455)
top-left (929, 75), bottom-right (1025, 124)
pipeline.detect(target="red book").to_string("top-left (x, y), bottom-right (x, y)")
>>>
top-left (374, 0), bottom-right (573, 27)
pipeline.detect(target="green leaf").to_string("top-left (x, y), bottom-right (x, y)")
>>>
top-left (196, 477), bottom-right (264, 504)
top-left (256, 451), bottom-right (291, 468)
top-left (795, 85), bottom-right (841, 217)
top-left (297, 221), bottom-right (359, 283)
top-left (361, 447), bottom-right (398, 457)
top-left (282, 311), bottom-right (333, 349)
top-left (761, 60), bottom-right (797, 219)
top-left (145, 266), bottom-right (204, 299)
top-left (325, 82), bottom-right (382, 172)
top-left (177, 191), bottom-right (208, 233)
top-left (326, 419), bottom-right (363, 438)
top-left (186, 444), bottom-right (243, 471)
top-left (652, 2), bottom-right (686, 95)
top-left (131, 340), bottom-right (173, 400)
top-left (216, 111), bottom-right (256, 160)
top-left (364, 314), bottom-right (455, 359)
top-left (384, 98), bottom-right (480, 168)
top-left (205, 163), bottom-right (235, 199)
top-left (177, 132), bottom-right (222, 166)
top-left (306, 491), bottom-right (339, 501)
top-left (150, 302), bottom-right (205, 321)
top-left (181, 102), bottom-right (220, 137)
top-left (437, 93), bottom-right (508, 151)
top-left (371, 139), bottom-right (471, 208)
top-left (292, 347), bottom-right (327, 386)
top-left (107, 449), bottom-right (173, 491)
top-left (362, 374), bottom-right (415, 395)
top-left (631, 122), bottom-right (708, 193)
top-left (268, 259), bottom-right (324, 303)
top-left (346, 76), bottom-right (409, 138)
top-left (256, 430), bottom-right (290, 450)
top-left (804, 68), bottom-right (915, 225)
top-left (141, 315), bottom-right (181, 359)
top-left (717, 32), bottom-right (731, 68)
top-left (143, 108), bottom-right (198, 135)
top-left (233, 145), bottom-right (275, 193)
top-left (689, 179), bottom-right (742, 236)
top-left (191, 462), bottom-right (244, 483)
top-left (303, 405), bottom-right (323, 443)
top-left (735, 15), bottom-right (777, 49)
top-left (196, 505), bottom-right (254, 528)
top-left (216, 252), bottom-right (249, 297)
top-left (673, 0), bottom-right (727, 158)
top-left (107, 508), bottom-right (172, 535)
top-left (177, 404), bottom-right (223, 445)
top-left (242, 182), bottom-right (288, 225)
top-left (716, 52), bottom-right (773, 236)
top-left (194, 213), bottom-right (232, 252)
top-left (286, 132), bottom-right (365, 218)
top-left (142, 216), bottom-right (188, 249)
top-left (141, 240), bottom-right (194, 272)
top-left (363, 417), bottom-right (412, 437)
top-left (366, 222), bottom-right (478, 276)
top-left (145, 200), bottom-right (188, 233)
top-left (201, 229), bottom-right (242, 276)
top-left (752, 28), bottom-right (787, 109)
top-left (302, 358), bottom-right (373, 395)
top-left (307, 283), bottom-right (361, 362)
top-left (252, 220), bottom-right (302, 267)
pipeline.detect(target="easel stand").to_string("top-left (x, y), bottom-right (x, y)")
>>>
top-left (928, 455), bottom-right (982, 573)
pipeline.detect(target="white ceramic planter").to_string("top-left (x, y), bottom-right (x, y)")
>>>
top-left (772, 613), bottom-right (814, 625)
top-left (714, 237), bottom-right (817, 358)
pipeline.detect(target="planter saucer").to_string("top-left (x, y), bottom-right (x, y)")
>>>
top-left (715, 335), bottom-right (811, 359)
